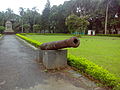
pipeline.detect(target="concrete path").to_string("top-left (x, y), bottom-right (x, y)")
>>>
top-left (0, 35), bottom-right (106, 90)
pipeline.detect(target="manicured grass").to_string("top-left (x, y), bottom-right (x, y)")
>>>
top-left (25, 34), bottom-right (120, 77)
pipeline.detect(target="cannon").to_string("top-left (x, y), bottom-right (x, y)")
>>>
top-left (40, 37), bottom-right (80, 50)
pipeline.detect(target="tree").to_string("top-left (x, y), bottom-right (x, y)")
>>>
top-left (66, 14), bottom-right (89, 34)
top-left (23, 24), bottom-right (30, 33)
top-left (41, 0), bottom-right (51, 33)
top-left (19, 7), bottom-right (41, 33)
top-left (19, 7), bottom-right (25, 33)
top-left (33, 24), bottom-right (41, 33)
top-left (5, 8), bottom-right (14, 20)
top-left (99, 0), bottom-right (120, 34)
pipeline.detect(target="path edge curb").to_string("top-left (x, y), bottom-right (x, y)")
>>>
top-left (16, 35), bottom-right (39, 51)
top-left (0, 35), bottom-right (4, 40)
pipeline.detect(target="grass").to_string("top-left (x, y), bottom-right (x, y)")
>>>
top-left (25, 34), bottom-right (120, 78)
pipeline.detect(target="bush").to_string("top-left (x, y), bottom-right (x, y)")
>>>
top-left (0, 26), bottom-right (5, 33)
top-left (114, 84), bottom-right (120, 90)
top-left (17, 33), bottom-right (79, 36)
top-left (16, 34), bottom-right (42, 47)
top-left (96, 34), bottom-right (120, 37)
top-left (67, 54), bottom-right (119, 88)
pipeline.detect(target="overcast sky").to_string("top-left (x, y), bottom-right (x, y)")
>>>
top-left (0, 0), bottom-right (68, 14)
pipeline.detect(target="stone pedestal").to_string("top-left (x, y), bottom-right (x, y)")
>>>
top-left (41, 50), bottom-right (67, 69)
top-left (37, 49), bottom-right (43, 62)
top-left (4, 21), bottom-right (14, 34)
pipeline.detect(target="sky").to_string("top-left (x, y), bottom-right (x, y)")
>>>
top-left (0, 0), bottom-right (68, 14)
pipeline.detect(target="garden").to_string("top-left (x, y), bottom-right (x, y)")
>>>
top-left (0, 0), bottom-right (119, 89)
top-left (16, 33), bottom-right (120, 89)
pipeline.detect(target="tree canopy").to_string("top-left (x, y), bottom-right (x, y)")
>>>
top-left (0, 0), bottom-right (119, 34)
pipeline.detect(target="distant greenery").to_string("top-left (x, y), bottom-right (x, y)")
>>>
top-left (0, 0), bottom-right (120, 34)
top-left (0, 26), bottom-right (5, 33)
top-left (65, 14), bottom-right (89, 34)
top-left (16, 33), bottom-right (120, 89)
top-left (33, 24), bottom-right (41, 33)
top-left (23, 24), bottom-right (30, 33)
top-left (96, 34), bottom-right (120, 37)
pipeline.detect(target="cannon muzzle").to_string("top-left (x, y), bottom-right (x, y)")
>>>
top-left (40, 37), bottom-right (80, 50)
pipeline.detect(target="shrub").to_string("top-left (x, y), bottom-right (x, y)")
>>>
top-left (114, 84), bottom-right (120, 90)
top-left (17, 33), bottom-right (79, 37)
top-left (67, 54), bottom-right (119, 88)
top-left (16, 34), bottom-right (42, 47)
top-left (96, 34), bottom-right (120, 37)
top-left (0, 26), bottom-right (5, 33)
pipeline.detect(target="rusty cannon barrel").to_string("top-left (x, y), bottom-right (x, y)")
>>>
top-left (40, 37), bottom-right (80, 50)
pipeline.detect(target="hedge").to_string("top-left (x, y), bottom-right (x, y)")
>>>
top-left (17, 33), bottom-right (82, 36)
top-left (16, 33), bottom-right (120, 89)
top-left (67, 54), bottom-right (119, 88)
top-left (96, 34), bottom-right (120, 37)
top-left (16, 34), bottom-right (42, 47)
top-left (0, 34), bottom-right (3, 37)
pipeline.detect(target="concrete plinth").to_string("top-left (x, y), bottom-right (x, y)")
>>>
top-left (37, 49), bottom-right (43, 62)
top-left (42, 50), bottom-right (67, 69)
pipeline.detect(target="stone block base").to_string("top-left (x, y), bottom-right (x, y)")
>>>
top-left (40, 50), bottom-right (67, 69)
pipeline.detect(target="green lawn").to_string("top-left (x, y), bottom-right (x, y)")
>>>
top-left (25, 34), bottom-right (120, 77)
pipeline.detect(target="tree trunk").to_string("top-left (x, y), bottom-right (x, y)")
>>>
top-left (105, 2), bottom-right (109, 35)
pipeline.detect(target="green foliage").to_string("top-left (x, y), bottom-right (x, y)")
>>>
top-left (65, 14), bottom-right (89, 34)
top-left (109, 19), bottom-right (119, 27)
top-left (19, 33), bottom-right (81, 38)
top-left (19, 7), bottom-right (41, 32)
top-left (41, 0), bottom-right (51, 32)
top-left (67, 54), bottom-right (119, 87)
top-left (0, 34), bottom-right (2, 36)
top-left (33, 24), bottom-right (41, 32)
top-left (23, 24), bottom-right (30, 29)
top-left (23, 24), bottom-right (30, 33)
top-left (16, 34), bottom-right (42, 47)
top-left (96, 34), bottom-right (120, 37)
top-left (114, 84), bottom-right (120, 90)
top-left (0, 26), bottom-right (5, 33)
top-left (65, 14), bottom-right (79, 33)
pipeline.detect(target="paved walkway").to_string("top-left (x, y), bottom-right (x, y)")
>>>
top-left (0, 35), bottom-right (106, 90)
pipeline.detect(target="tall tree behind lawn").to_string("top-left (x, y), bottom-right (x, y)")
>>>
top-left (65, 14), bottom-right (89, 34)
top-left (41, 0), bottom-right (51, 33)
top-left (19, 7), bottom-right (25, 32)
